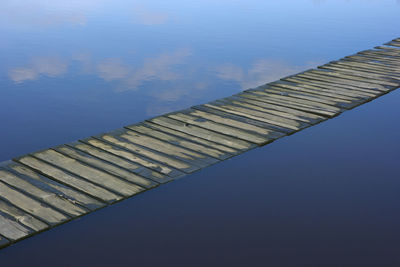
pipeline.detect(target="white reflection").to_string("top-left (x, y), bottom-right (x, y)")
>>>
top-left (97, 58), bottom-right (131, 81)
top-left (9, 57), bottom-right (68, 83)
top-left (215, 59), bottom-right (322, 89)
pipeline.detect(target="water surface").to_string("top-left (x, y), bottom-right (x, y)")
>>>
top-left (0, 0), bottom-right (400, 266)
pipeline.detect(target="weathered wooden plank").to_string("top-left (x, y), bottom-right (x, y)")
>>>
top-left (206, 100), bottom-right (305, 132)
top-left (358, 50), bottom-right (400, 60)
top-left (0, 213), bottom-right (32, 241)
top-left (179, 108), bottom-right (286, 138)
top-left (309, 69), bottom-right (400, 87)
top-left (267, 83), bottom-right (359, 109)
top-left (0, 198), bottom-right (48, 232)
top-left (240, 90), bottom-right (341, 116)
top-left (143, 121), bottom-right (239, 155)
top-left (15, 156), bottom-right (120, 203)
top-left (375, 46), bottom-right (400, 52)
top-left (54, 146), bottom-right (157, 189)
top-left (318, 65), bottom-right (400, 85)
top-left (221, 97), bottom-right (323, 124)
top-left (326, 61), bottom-right (400, 79)
top-left (0, 235), bottom-right (9, 248)
top-left (168, 112), bottom-right (271, 145)
top-left (125, 124), bottom-right (232, 160)
top-left (8, 162), bottom-right (103, 211)
top-left (0, 180), bottom-right (68, 225)
top-left (385, 41), bottom-right (400, 48)
top-left (0, 169), bottom-right (88, 217)
top-left (94, 133), bottom-right (201, 173)
top-left (236, 91), bottom-right (337, 117)
top-left (80, 138), bottom-right (183, 179)
top-left (271, 81), bottom-right (364, 101)
top-left (116, 129), bottom-right (219, 167)
top-left (33, 149), bottom-right (144, 197)
top-left (283, 76), bottom-right (382, 99)
top-left (69, 142), bottom-right (172, 182)
top-left (340, 58), bottom-right (400, 74)
top-left (235, 93), bottom-right (327, 123)
top-left (296, 72), bottom-right (390, 92)
top-left (345, 55), bottom-right (400, 68)
top-left (148, 116), bottom-right (255, 151)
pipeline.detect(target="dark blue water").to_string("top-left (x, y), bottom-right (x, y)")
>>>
top-left (1, 0), bottom-right (400, 266)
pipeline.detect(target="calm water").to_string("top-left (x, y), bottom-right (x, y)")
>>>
top-left (1, 0), bottom-right (400, 266)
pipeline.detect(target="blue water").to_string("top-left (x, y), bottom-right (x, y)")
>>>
top-left (0, 0), bottom-right (400, 266)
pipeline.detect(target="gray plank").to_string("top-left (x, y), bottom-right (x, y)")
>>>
top-left (114, 129), bottom-right (219, 167)
top-left (0, 169), bottom-right (88, 217)
top-left (15, 155), bottom-right (120, 203)
top-left (220, 97), bottom-right (321, 124)
top-left (33, 149), bottom-right (144, 197)
top-left (344, 55), bottom-right (400, 68)
top-left (296, 72), bottom-right (390, 92)
top-left (0, 198), bottom-right (48, 232)
top-left (81, 138), bottom-right (183, 179)
top-left (266, 83), bottom-right (359, 109)
top-left (148, 116), bottom-right (255, 151)
top-left (8, 162), bottom-right (103, 211)
top-left (0, 213), bottom-right (32, 241)
top-left (280, 77), bottom-right (375, 99)
top-left (54, 146), bottom-right (157, 189)
top-left (180, 108), bottom-right (286, 138)
top-left (0, 180), bottom-right (68, 225)
top-left (142, 121), bottom-right (239, 155)
top-left (95, 133), bottom-right (201, 173)
top-left (324, 61), bottom-right (400, 80)
top-left (168, 112), bottom-right (271, 145)
top-left (126, 124), bottom-right (231, 160)
top-left (192, 104), bottom-right (295, 134)
top-left (234, 94), bottom-right (326, 124)
top-left (207, 101), bottom-right (304, 132)
top-left (69, 141), bottom-right (172, 182)
top-left (340, 58), bottom-right (400, 75)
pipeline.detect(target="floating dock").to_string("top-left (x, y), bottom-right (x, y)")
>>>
top-left (1, 39), bottom-right (400, 249)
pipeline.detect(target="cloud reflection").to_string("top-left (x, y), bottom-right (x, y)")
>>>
top-left (132, 4), bottom-right (169, 25)
top-left (9, 57), bottom-right (68, 83)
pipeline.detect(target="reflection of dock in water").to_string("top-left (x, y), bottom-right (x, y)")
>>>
top-left (1, 38), bottom-right (400, 249)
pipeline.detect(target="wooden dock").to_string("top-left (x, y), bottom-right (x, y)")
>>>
top-left (1, 39), bottom-right (400, 249)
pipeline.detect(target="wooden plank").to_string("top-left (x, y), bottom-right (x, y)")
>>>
top-left (95, 133), bottom-right (201, 173)
top-left (237, 91), bottom-right (337, 117)
top-left (385, 41), bottom-right (400, 48)
top-left (80, 138), bottom-right (183, 179)
top-left (54, 146), bottom-right (157, 189)
top-left (318, 65), bottom-right (400, 85)
top-left (271, 81), bottom-right (364, 101)
top-left (8, 162), bottom-right (103, 211)
top-left (309, 69), bottom-right (400, 87)
top-left (0, 213), bottom-right (32, 241)
top-left (0, 169), bottom-right (88, 217)
top-left (280, 77), bottom-right (376, 99)
top-left (345, 55), bottom-right (400, 67)
top-left (0, 235), bottom-right (9, 248)
top-left (326, 61), bottom-right (400, 79)
top-left (69, 142), bottom-right (172, 182)
top-left (148, 116), bottom-right (255, 151)
top-left (340, 58), bottom-right (400, 74)
top-left (296, 72), bottom-right (390, 92)
top-left (33, 149), bottom-right (144, 197)
top-left (179, 108), bottom-right (286, 138)
top-left (168, 111), bottom-right (271, 145)
top-left (206, 100), bottom-right (305, 132)
top-left (143, 121), bottom-right (240, 155)
top-left (241, 90), bottom-right (341, 116)
top-left (267, 83), bottom-right (359, 109)
top-left (0, 198), bottom-right (48, 232)
top-left (15, 156), bottom-right (120, 203)
top-left (125, 124), bottom-right (232, 160)
top-left (0, 180), bottom-right (68, 225)
top-left (234, 94), bottom-right (326, 124)
top-left (114, 129), bottom-right (219, 167)
top-left (221, 97), bottom-right (323, 124)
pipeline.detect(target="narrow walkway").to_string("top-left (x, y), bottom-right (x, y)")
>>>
top-left (1, 38), bottom-right (400, 249)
